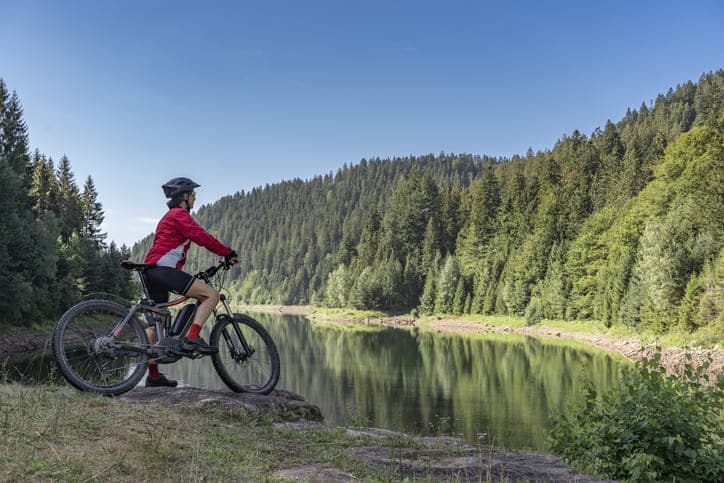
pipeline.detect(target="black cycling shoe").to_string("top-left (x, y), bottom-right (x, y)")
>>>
top-left (182, 336), bottom-right (217, 355)
top-left (145, 374), bottom-right (178, 388)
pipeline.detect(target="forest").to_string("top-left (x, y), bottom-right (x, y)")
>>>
top-left (0, 79), bottom-right (134, 326)
top-left (139, 70), bottom-right (722, 336)
top-left (1, 71), bottom-right (721, 339)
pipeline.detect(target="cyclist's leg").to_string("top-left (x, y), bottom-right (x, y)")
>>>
top-left (184, 280), bottom-right (220, 337)
top-left (142, 267), bottom-right (171, 348)
top-left (141, 267), bottom-right (177, 383)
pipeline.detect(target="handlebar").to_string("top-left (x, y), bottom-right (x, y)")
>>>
top-left (195, 259), bottom-right (234, 281)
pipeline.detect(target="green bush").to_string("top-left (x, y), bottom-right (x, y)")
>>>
top-left (549, 350), bottom-right (723, 482)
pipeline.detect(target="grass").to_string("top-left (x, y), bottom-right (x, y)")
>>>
top-left (311, 307), bottom-right (392, 320)
top-left (413, 312), bottom-right (722, 349)
top-left (0, 383), bottom-right (435, 481)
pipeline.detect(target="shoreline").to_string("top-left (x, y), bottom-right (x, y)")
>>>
top-left (3, 306), bottom-right (721, 381)
top-left (237, 305), bottom-right (724, 380)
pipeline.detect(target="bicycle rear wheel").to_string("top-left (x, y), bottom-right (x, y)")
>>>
top-left (210, 314), bottom-right (280, 394)
top-left (52, 299), bottom-right (149, 396)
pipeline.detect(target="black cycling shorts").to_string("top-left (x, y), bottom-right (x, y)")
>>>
top-left (143, 266), bottom-right (196, 303)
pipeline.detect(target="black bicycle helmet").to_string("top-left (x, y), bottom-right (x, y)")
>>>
top-left (162, 177), bottom-right (200, 199)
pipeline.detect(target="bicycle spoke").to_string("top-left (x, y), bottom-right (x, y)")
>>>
top-left (211, 316), bottom-right (279, 394)
top-left (54, 299), bottom-right (149, 394)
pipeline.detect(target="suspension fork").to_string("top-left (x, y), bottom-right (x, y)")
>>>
top-left (217, 297), bottom-right (254, 357)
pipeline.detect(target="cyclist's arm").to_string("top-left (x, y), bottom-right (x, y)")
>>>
top-left (175, 209), bottom-right (232, 257)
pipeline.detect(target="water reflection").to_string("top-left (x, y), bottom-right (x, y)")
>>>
top-left (164, 314), bottom-right (627, 451)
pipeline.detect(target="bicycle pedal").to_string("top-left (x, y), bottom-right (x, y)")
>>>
top-left (181, 338), bottom-right (217, 355)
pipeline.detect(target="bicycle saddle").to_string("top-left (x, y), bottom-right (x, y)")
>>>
top-left (120, 260), bottom-right (155, 271)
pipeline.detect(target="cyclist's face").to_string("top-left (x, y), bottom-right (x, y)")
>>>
top-left (186, 191), bottom-right (196, 208)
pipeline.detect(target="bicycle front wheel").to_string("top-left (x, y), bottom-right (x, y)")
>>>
top-left (52, 299), bottom-right (149, 396)
top-left (210, 314), bottom-right (280, 394)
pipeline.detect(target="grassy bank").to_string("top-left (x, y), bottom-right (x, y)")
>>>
top-left (302, 307), bottom-right (723, 349)
top-left (0, 383), bottom-right (409, 481)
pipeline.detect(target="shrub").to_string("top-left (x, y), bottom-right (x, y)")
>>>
top-left (549, 349), bottom-right (724, 482)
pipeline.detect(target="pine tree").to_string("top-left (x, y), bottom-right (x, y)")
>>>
top-left (419, 268), bottom-right (436, 315)
top-left (56, 155), bottom-right (83, 240)
top-left (0, 79), bottom-right (7, 121)
top-left (421, 217), bottom-right (440, 275)
top-left (29, 151), bottom-right (59, 216)
top-left (1, 90), bottom-right (31, 199)
top-left (81, 175), bottom-right (107, 248)
top-left (435, 255), bottom-right (460, 314)
top-left (452, 277), bottom-right (466, 315)
top-left (356, 207), bottom-right (382, 269)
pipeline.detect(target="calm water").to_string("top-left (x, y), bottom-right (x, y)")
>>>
top-left (168, 313), bottom-right (627, 450)
top-left (11, 313), bottom-right (628, 451)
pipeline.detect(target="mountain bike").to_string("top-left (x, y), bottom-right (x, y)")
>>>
top-left (52, 259), bottom-right (280, 396)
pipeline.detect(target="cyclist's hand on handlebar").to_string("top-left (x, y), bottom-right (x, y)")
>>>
top-left (224, 249), bottom-right (239, 268)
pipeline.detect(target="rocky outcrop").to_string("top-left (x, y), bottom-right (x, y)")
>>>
top-left (121, 386), bottom-right (323, 422)
top-left (268, 426), bottom-right (614, 482)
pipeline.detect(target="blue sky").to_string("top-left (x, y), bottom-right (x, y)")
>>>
top-left (1, 1), bottom-right (722, 247)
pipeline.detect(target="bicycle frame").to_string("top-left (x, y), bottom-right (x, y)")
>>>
top-left (110, 261), bottom-right (236, 358)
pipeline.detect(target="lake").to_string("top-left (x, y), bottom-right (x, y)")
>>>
top-left (167, 313), bottom-right (628, 451)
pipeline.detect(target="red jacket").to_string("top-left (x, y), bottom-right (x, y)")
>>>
top-left (144, 207), bottom-right (232, 269)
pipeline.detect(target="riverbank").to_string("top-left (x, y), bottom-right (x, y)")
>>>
top-left (237, 305), bottom-right (724, 381)
top-left (0, 383), bottom-right (609, 481)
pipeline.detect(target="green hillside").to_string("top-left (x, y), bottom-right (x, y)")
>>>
top-left (133, 71), bottom-right (724, 337)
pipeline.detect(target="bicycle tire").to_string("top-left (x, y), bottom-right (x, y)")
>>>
top-left (210, 314), bottom-right (280, 394)
top-left (52, 299), bottom-right (149, 396)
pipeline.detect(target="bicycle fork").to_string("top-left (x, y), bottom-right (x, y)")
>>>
top-left (216, 296), bottom-right (255, 362)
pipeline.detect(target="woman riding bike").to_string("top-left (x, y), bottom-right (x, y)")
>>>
top-left (143, 177), bottom-right (238, 387)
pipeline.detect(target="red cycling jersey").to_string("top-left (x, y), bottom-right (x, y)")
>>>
top-left (144, 207), bottom-right (232, 269)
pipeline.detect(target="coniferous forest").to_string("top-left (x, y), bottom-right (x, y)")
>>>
top-left (1, 71), bottom-right (722, 339)
top-left (0, 79), bottom-right (134, 327)
top-left (147, 70), bottom-right (722, 336)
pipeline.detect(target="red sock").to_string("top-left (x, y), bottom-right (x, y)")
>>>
top-left (148, 363), bottom-right (161, 378)
top-left (187, 323), bottom-right (202, 340)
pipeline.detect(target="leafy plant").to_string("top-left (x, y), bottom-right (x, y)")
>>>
top-left (549, 349), bottom-right (723, 481)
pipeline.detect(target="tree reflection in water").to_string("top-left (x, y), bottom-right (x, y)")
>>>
top-left (159, 314), bottom-right (627, 451)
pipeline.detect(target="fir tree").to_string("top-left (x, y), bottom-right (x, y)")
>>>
top-left (56, 155), bottom-right (83, 240)
top-left (81, 175), bottom-right (107, 248)
top-left (1, 90), bottom-right (31, 200)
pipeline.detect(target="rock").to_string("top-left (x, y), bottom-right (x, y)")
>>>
top-left (121, 387), bottom-right (323, 422)
top-left (348, 446), bottom-right (613, 482)
top-left (343, 429), bottom-right (613, 482)
top-left (272, 464), bottom-right (356, 482)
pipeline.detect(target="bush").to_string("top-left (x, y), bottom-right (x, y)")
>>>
top-left (549, 349), bottom-right (724, 482)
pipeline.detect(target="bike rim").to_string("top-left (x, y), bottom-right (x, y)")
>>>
top-left (217, 320), bottom-right (276, 391)
top-left (59, 305), bottom-right (145, 388)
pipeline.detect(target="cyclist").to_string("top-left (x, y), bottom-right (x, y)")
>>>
top-left (142, 177), bottom-right (238, 387)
